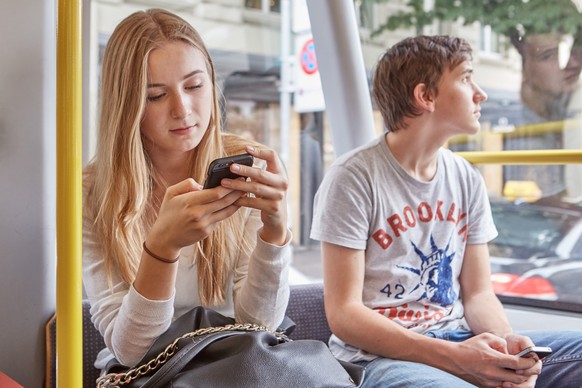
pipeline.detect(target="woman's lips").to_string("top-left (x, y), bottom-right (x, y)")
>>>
top-left (170, 125), bottom-right (194, 135)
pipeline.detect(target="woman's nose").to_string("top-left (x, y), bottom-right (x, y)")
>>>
top-left (171, 93), bottom-right (191, 119)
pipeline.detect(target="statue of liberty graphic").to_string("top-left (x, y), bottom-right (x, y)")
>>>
top-left (398, 235), bottom-right (457, 306)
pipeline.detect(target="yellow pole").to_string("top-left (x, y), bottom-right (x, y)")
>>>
top-left (56, 0), bottom-right (83, 386)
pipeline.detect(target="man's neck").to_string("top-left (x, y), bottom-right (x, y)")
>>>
top-left (385, 130), bottom-right (441, 182)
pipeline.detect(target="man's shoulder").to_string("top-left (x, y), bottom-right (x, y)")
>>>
top-left (332, 135), bottom-right (385, 169)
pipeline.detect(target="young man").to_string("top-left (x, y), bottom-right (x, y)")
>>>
top-left (311, 35), bottom-right (582, 387)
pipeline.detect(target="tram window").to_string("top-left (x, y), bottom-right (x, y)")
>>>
top-left (488, 196), bottom-right (582, 305)
top-left (245, 0), bottom-right (280, 13)
top-left (479, 25), bottom-right (504, 56)
top-left (88, 1), bottom-right (582, 309)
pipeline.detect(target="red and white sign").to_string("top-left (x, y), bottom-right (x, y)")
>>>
top-left (294, 33), bottom-right (325, 113)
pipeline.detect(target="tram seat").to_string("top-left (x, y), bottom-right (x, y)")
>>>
top-left (45, 283), bottom-right (331, 387)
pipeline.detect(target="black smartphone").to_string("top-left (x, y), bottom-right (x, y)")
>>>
top-left (203, 153), bottom-right (254, 189)
top-left (516, 346), bottom-right (553, 360)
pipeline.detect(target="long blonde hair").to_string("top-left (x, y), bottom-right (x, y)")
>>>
top-left (85, 9), bottom-right (255, 305)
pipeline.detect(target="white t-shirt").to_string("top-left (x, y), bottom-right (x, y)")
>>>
top-left (311, 134), bottom-right (498, 362)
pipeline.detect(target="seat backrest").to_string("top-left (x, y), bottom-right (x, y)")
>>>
top-left (286, 283), bottom-right (332, 343)
top-left (45, 283), bottom-right (331, 387)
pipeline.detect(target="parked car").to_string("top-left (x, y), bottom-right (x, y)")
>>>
top-left (491, 260), bottom-right (582, 304)
top-left (488, 199), bottom-right (582, 275)
top-left (488, 198), bottom-right (582, 304)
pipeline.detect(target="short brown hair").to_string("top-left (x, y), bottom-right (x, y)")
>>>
top-left (372, 35), bottom-right (472, 132)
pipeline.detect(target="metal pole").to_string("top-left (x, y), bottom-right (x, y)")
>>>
top-left (56, 0), bottom-right (83, 386)
top-left (306, 0), bottom-right (375, 157)
top-left (280, 0), bottom-right (292, 165)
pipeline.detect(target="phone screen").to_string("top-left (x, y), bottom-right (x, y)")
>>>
top-left (516, 346), bottom-right (552, 359)
top-left (203, 153), bottom-right (254, 189)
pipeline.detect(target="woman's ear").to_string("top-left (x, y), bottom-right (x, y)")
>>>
top-left (413, 83), bottom-right (436, 113)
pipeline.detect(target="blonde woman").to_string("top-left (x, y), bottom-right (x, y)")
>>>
top-left (83, 8), bottom-right (291, 370)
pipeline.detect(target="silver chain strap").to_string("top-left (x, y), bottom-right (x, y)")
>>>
top-left (96, 323), bottom-right (288, 388)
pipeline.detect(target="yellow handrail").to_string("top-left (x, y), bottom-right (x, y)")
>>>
top-left (56, 0), bottom-right (83, 386)
top-left (456, 149), bottom-right (582, 165)
top-left (449, 118), bottom-right (582, 145)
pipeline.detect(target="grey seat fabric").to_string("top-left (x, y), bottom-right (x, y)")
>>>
top-left (45, 283), bottom-right (330, 388)
top-left (286, 283), bottom-right (332, 343)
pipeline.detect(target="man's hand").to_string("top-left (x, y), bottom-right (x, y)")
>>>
top-left (446, 333), bottom-right (539, 387)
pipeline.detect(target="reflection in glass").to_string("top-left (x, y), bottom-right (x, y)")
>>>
top-left (503, 28), bottom-right (582, 198)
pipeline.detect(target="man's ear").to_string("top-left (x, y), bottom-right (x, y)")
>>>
top-left (413, 83), bottom-right (436, 113)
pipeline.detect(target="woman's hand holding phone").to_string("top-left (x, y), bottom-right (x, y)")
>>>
top-left (147, 177), bottom-right (246, 257)
top-left (203, 153), bottom-right (254, 189)
top-left (148, 145), bottom-right (289, 254)
top-left (218, 146), bottom-right (289, 246)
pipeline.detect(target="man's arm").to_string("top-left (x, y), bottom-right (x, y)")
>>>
top-left (459, 243), bottom-right (513, 338)
top-left (322, 241), bottom-right (537, 386)
top-left (461, 244), bottom-right (542, 357)
top-left (460, 243), bottom-right (541, 387)
top-left (322, 242), bottom-right (443, 361)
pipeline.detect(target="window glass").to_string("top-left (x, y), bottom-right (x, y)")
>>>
top-left (89, 0), bottom-right (582, 306)
top-left (489, 201), bottom-right (579, 259)
top-left (488, 200), bottom-right (582, 305)
top-left (245, 0), bottom-right (280, 13)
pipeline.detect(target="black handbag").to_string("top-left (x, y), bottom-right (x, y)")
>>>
top-left (96, 307), bottom-right (364, 387)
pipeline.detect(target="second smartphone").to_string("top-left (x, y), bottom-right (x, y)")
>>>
top-left (516, 346), bottom-right (553, 360)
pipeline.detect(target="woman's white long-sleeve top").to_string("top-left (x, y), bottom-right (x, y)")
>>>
top-left (82, 200), bottom-right (292, 369)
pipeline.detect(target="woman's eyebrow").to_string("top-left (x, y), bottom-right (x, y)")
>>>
top-left (147, 70), bottom-right (204, 88)
top-left (182, 69), bottom-right (204, 80)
